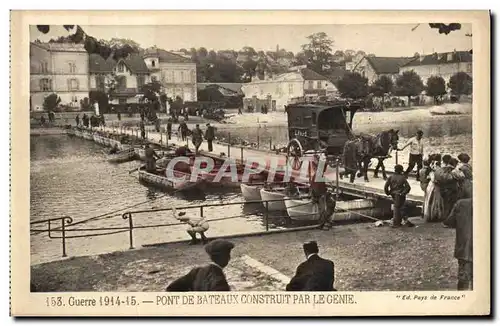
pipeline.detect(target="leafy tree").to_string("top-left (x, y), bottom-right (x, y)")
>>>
top-left (36, 25), bottom-right (140, 61)
top-left (337, 72), bottom-right (369, 100)
top-left (43, 93), bottom-right (61, 111)
top-left (241, 46), bottom-right (257, 56)
top-left (89, 91), bottom-right (109, 112)
top-left (394, 70), bottom-right (424, 107)
top-left (141, 80), bottom-right (163, 103)
top-left (448, 72), bottom-right (472, 98)
top-left (426, 76), bottom-right (447, 104)
top-left (300, 32), bottom-right (334, 74)
top-left (198, 47), bottom-right (208, 58)
top-left (370, 75), bottom-right (393, 108)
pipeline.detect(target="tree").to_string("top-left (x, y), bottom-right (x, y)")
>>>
top-left (337, 72), bottom-right (369, 100)
top-left (43, 93), bottom-right (61, 111)
top-left (35, 25), bottom-right (140, 61)
top-left (300, 32), bottom-right (334, 74)
top-left (370, 75), bottom-right (394, 108)
top-left (448, 72), bottom-right (472, 99)
top-left (141, 80), bottom-right (163, 103)
top-left (241, 46), bottom-right (257, 56)
top-left (426, 76), bottom-right (447, 104)
top-left (395, 70), bottom-right (424, 107)
top-left (428, 23), bottom-right (461, 35)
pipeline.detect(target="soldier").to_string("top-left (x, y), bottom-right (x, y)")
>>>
top-left (384, 164), bottom-right (413, 227)
top-left (286, 241), bottom-right (336, 291)
top-left (191, 124), bottom-right (204, 155)
top-left (166, 239), bottom-right (234, 292)
top-left (172, 207), bottom-right (209, 245)
top-left (166, 119), bottom-right (172, 140)
top-left (204, 123), bottom-right (215, 152)
top-left (75, 114), bottom-right (80, 127)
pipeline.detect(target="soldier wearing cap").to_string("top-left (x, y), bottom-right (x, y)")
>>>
top-left (166, 239), bottom-right (234, 292)
top-left (204, 123), bottom-right (215, 152)
top-left (286, 241), bottom-right (336, 291)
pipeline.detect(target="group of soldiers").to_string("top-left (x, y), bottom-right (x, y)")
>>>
top-left (75, 113), bottom-right (105, 128)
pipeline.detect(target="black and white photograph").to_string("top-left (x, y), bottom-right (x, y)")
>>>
top-left (10, 10), bottom-right (490, 316)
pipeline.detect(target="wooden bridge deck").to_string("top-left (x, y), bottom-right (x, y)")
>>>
top-left (101, 126), bottom-right (425, 205)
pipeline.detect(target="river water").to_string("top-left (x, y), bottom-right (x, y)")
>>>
top-left (30, 111), bottom-right (472, 265)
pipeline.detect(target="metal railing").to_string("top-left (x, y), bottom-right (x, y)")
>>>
top-left (30, 197), bottom-right (325, 258)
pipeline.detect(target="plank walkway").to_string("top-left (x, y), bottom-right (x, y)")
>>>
top-left (101, 125), bottom-right (425, 205)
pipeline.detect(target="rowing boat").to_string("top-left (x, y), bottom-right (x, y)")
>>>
top-left (107, 148), bottom-right (139, 164)
top-left (137, 167), bottom-right (207, 193)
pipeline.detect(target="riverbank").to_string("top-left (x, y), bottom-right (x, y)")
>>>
top-left (31, 221), bottom-right (457, 292)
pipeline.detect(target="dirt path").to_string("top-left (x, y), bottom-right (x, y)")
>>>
top-left (31, 221), bottom-right (457, 292)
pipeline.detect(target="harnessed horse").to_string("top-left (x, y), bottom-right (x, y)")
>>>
top-left (341, 129), bottom-right (399, 183)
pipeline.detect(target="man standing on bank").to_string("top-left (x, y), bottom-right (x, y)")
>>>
top-left (398, 130), bottom-right (424, 181)
top-left (384, 164), bottom-right (413, 227)
top-left (191, 124), bottom-right (204, 155)
top-left (286, 241), bottom-right (335, 291)
top-left (442, 197), bottom-right (473, 290)
top-left (166, 239), bottom-right (234, 291)
top-left (205, 123), bottom-right (215, 152)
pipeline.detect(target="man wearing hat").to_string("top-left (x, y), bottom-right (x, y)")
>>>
top-left (166, 239), bottom-right (234, 291)
top-left (204, 123), bottom-right (215, 152)
top-left (191, 124), bottom-right (204, 155)
top-left (398, 130), bottom-right (424, 181)
top-left (286, 241), bottom-right (336, 291)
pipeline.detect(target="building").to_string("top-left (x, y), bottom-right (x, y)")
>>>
top-left (89, 53), bottom-right (151, 106)
top-left (399, 50), bottom-right (472, 85)
top-left (353, 56), bottom-right (416, 84)
top-left (30, 42), bottom-right (89, 111)
top-left (197, 83), bottom-right (243, 108)
top-left (241, 66), bottom-right (338, 111)
top-left (143, 47), bottom-right (198, 102)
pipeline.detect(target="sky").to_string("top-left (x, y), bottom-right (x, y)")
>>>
top-left (30, 24), bottom-right (472, 57)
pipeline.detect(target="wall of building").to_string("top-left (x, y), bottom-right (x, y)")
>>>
top-left (400, 62), bottom-right (473, 85)
top-left (159, 62), bottom-right (197, 102)
top-left (353, 57), bottom-right (379, 84)
top-left (241, 73), bottom-right (304, 111)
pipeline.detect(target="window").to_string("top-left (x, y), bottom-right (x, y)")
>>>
top-left (190, 70), bottom-right (196, 83)
top-left (117, 62), bottom-right (125, 73)
top-left (151, 60), bottom-right (156, 68)
top-left (68, 79), bottom-right (79, 91)
top-left (275, 84), bottom-right (281, 96)
top-left (316, 81), bottom-right (321, 89)
top-left (467, 63), bottom-right (472, 73)
top-left (288, 83), bottom-right (294, 94)
top-left (96, 75), bottom-right (106, 91)
top-left (72, 96), bottom-right (78, 103)
top-left (308, 80), bottom-right (314, 89)
top-left (40, 78), bottom-right (51, 91)
top-left (68, 62), bottom-right (76, 73)
top-left (40, 62), bottom-right (48, 73)
top-left (137, 75), bottom-right (145, 88)
top-left (180, 71), bottom-right (185, 83)
top-left (117, 76), bottom-right (127, 90)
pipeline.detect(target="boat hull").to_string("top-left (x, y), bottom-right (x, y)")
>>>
top-left (260, 188), bottom-right (287, 211)
top-left (284, 198), bottom-right (379, 222)
top-left (240, 184), bottom-right (262, 201)
top-left (108, 149), bottom-right (138, 164)
top-left (138, 169), bottom-right (206, 193)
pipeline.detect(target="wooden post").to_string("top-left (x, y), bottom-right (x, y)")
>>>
top-left (61, 218), bottom-right (67, 257)
top-left (265, 201), bottom-right (269, 231)
top-left (395, 151), bottom-right (399, 165)
top-left (269, 137), bottom-right (272, 151)
top-left (228, 133), bottom-right (231, 157)
top-left (335, 158), bottom-right (340, 199)
top-left (240, 147), bottom-right (244, 163)
top-left (257, 134), bottom-right (260, 149)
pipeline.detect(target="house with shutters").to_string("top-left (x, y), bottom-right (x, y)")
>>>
top-left (142, 47), bottom-right (198, 102)
top-left (352, 56), bottom-right (416, 85)
top-left (89, 53), bottom-right (151, 106)
top-left (399, 50), bottom-right (472, 85)
top-left (241, 66), bottom-right (338, 111)
top-left (30, 42), bottom-right (89, 111)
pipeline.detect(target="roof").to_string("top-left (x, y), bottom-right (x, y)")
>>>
top-left (143, 48), bottom-right (194, 64)
top-left (299, 68), bottom-right (329, 81)
top-left (402, 51), bottom-right (472, 67)
top-left (30, 42), bottom-right (86, 53)
top-left (197, 83), bottom-right (243, 95)
top-left (89, 53), bottom-right (149, 74)
top-left (363, 56), bottom-right (416, 74)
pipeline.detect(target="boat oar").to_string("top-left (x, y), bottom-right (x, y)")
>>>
top-left (128, 165), bottom-right (145, 174)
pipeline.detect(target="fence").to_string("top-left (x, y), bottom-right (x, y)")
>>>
top-left (30, 197), bottom-right (334, 258)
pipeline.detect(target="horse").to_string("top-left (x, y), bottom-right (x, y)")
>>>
top-left (341, 129), bottom-right (400, 183)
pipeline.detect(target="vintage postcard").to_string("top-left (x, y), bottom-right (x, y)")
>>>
top-left (10, 10), bottom-right (490, 316)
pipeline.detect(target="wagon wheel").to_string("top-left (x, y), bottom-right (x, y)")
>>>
top-left (287, 139), bottom-right (304, 170)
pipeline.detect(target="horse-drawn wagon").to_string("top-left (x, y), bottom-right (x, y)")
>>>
top-left (284, 99), bottom-right (364, 168)
top-left (284, 99), bottom-right (399, 183)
